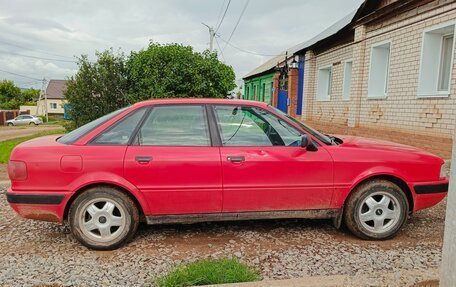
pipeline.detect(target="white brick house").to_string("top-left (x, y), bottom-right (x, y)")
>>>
top-left (300, 0), bottom-right (456, 158)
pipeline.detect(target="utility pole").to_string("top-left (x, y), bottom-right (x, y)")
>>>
top-left (40, 78), bottom-right (48, 123)
top-left (202, 23), bottom-right (215, 52)
top-left (440, 125), bottom-right (456, 286)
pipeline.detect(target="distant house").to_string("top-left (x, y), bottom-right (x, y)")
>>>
top-left (244, 0), bottom-right (456, 158)
top-left (21, 80), bottom-right (67, 116)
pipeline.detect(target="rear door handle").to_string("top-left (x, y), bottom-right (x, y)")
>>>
top-left (227, 156), bottom-right (245, 163)
top-left (135, 156), bottom-right (152, 163)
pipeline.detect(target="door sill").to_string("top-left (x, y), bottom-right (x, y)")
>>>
top-left (146, 209), bottom-right (339, 225)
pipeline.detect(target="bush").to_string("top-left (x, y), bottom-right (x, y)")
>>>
top-left (155, 258), bottom-right (260, 287)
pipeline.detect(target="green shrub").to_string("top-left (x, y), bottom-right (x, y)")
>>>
top-left (155, 258), bottom-right (260, 287)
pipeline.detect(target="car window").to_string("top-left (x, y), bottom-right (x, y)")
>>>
top-left (16, 116), bottom-right (23, 120)
top-left (23, 116), bottom-right (32, 119)
top-left (137, 105), bottom-right (210, 146)
top-left (253, 108), bottom-right (302, 146)
top-left (215, 105), bottom-right (299, 146)
top-left (92, 108), bottom-right (147, 145)
top-left (57, 106), bottom-right (130, 145)
top-left (268, 105), bottom-right (332, 145)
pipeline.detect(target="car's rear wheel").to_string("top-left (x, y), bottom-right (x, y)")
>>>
top-left (344, 179), bottom-right (409, 240)
top-left (68, 187), bottom-right (139, 250)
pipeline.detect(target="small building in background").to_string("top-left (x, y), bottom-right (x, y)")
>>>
top-left (244, 0), bottom-right (456, 158)
top-left (20, 79), bottom-right (67, 117)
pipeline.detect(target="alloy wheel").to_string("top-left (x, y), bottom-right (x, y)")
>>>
top-left (358, 191), bottom-right (401, 234)
top-left (78, 198), bottom-right (126, 243)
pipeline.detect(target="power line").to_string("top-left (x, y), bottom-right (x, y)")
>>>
top-left (217, 36), bottom-right (284, 57)
top-left (215, 0), bottom-right (231, 33)
top-left (0, 39), bottom-right (75, 60)
top-left (0, 49), bottom-right (77, 63)
top-left (214, 0), bottom-right (227, 28)
top-left (0, 68), bottom-right (42, 81)
top-left (214, 37), bottom-right (226, 63)
top-left (223, 0), bottom-right (250, 52)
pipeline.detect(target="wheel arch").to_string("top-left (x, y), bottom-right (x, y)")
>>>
top-left (63, 182), bottom-right (146, 222)
top-left (346, 174), bottom-right (414, 212)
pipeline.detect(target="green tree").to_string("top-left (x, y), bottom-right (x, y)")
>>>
top-left (65, 50), bottom-right (129, 129)
top-left (127, 43), bottom-right (235, 101)
top-left (0, 80), bottom-right (21, 106)
top-left (0, 80), bottom-right (39, 109)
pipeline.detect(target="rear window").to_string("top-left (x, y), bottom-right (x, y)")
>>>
top-left (57, 107), bottom-right (129, 144)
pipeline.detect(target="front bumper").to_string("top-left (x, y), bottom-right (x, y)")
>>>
top-left (412, 180), bottom-right (449, 212)
top-left (6, 189), bottom-right (71, 223)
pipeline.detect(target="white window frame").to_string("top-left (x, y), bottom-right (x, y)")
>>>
top-left (417, 21), bottom-right (456, 98)
top-left (367, 40), bottom-right (392, 99)
top-left (50, 103), bottom-right (57, 110)
top-left (342, 59), bottom-right (353, 101)
top-left (316, 64), bottom-right (332, 101)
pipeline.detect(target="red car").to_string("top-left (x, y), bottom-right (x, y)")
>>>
top-left (6, 99), bottom-right (448, 250)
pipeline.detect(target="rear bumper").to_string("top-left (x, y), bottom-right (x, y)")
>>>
top-left (6, 189), bottom-right (70, 223)
top-left (412, 180), bottom-right (448, 212)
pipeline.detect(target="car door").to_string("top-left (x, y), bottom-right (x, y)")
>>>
top-left (14, 116), bottom-right (25, 125)
top-left (213, 105), bottom-right (334, 213)
top-left (123, 105), bottom-right (223, 215)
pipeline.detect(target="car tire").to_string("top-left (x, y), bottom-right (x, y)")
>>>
top-left (7, 123), bottom-right (13, 126)
top-left (68, 186), bottom-right (139, 250)
top-left (344, 179), bottom-right (409, 240)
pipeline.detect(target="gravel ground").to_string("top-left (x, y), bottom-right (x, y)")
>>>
top-left (0, 185), bottom-right (446, 287)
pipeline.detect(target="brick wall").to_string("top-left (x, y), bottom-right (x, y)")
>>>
top-left (301, 0), bottom-right (456, 158)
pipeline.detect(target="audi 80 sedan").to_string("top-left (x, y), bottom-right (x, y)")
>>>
top-left (6, 99), bottom-right (448, 250)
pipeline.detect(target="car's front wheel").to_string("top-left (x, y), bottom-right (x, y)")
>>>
top-left (7, 123), bottom-right (13, 126)
top-left (344, 179), bottom-right (409, 240)
top-left (68, 186), bottom-right (139, 250)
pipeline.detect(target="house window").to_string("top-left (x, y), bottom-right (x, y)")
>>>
top-left (50, 103), bottom-right (57, 109)
top-left (418, 23), bottom-right (455, 97)
top-left (343, 60), bottom-right (353, 100)
top-left (316, 66), bottom-right (332, 100)
top-left (368, 41), bottom-right (391, 98)
top-left (245, 86), bottom-right (249, 100)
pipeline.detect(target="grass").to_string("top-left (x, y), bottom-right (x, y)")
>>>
top-left (0, 129), bottom-right (65, 164)
top-left (155, 258), bottom-right (261, 287)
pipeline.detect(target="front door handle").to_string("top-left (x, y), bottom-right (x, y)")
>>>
top-left (135, 156), bottom-right (152, 163)
top-left (227, 156), bottom-right (245, 163)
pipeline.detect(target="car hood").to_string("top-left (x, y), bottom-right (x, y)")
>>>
top-left (336, 135), bottom-right (437, 156)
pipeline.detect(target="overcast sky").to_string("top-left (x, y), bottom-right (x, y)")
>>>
top-left (0, 0), bottom-right (363, 90)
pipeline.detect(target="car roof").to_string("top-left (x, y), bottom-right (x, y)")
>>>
top-left (132, 98), bottom-right (269, 109)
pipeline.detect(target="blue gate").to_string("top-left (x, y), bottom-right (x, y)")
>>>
top-left (277, 90), bottom-right (288, 113)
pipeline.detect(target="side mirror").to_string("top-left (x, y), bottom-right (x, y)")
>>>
top-left (301, 135), bottom-right (318, 151)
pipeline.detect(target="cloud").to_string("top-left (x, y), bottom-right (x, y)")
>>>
top-left (0, 0), bottom-right (363, 89)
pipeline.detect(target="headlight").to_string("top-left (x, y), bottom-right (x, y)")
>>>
top-left (440, 163), bottom-right (447, 179)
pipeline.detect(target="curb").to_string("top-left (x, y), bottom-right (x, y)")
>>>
top-left (201, 268), bottom-right (440, 287)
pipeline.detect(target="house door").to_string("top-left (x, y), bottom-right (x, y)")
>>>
top-left (277, 90), bottom-right (288, 113)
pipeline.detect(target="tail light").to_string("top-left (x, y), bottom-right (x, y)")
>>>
top-left (8, 160), bottom-right (27, 181)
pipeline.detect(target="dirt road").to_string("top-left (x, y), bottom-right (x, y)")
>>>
top-left (0, 125), bottom-right (63, 142)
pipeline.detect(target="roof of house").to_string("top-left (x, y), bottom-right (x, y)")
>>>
top-left (243, 8), bottom-right (359, 80)
top-left (45, 80), bottom-right (67, 99)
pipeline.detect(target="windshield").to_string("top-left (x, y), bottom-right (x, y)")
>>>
top-left (268, 105), bottom-right (333, 145)
top-left (57, 107), bottom-right (129, 144)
